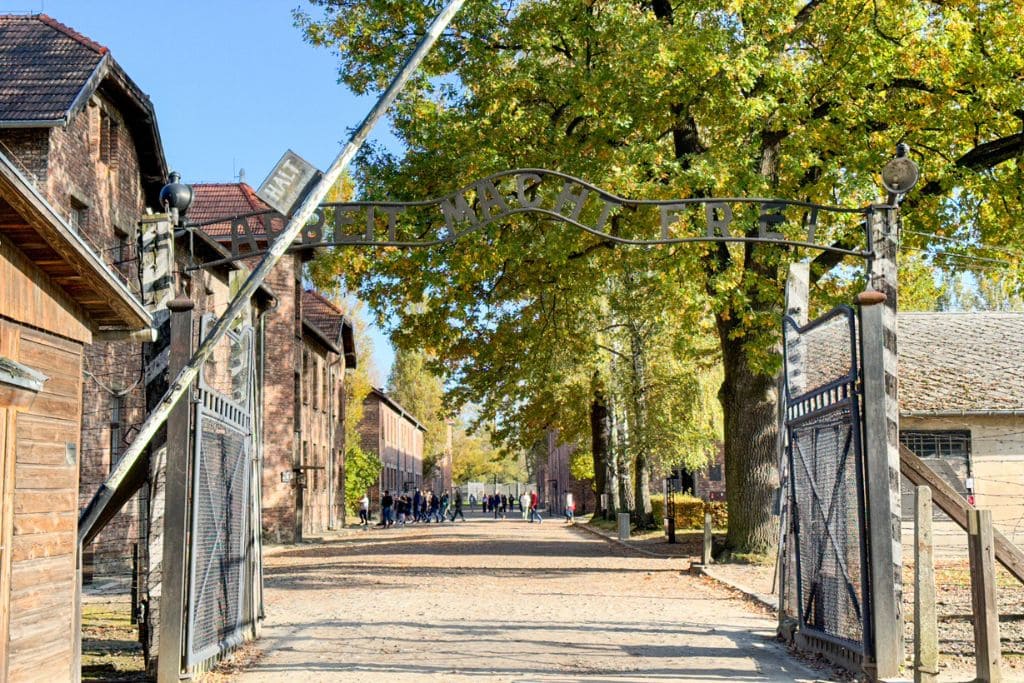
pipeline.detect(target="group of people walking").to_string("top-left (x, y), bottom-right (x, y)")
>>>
top-left (361, 487), bottom-right (468, 528)
top-left (358, 487), bottom-right (576, 528)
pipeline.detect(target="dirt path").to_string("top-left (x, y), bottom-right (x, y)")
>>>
top-left (223, 515), bottom-right (832, 682)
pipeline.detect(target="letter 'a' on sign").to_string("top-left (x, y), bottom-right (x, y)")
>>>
top-left (256, 149), bottom-right (323, 217)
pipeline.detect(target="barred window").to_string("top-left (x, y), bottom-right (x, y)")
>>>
top-left (899, 430), bottom-right (971, 521)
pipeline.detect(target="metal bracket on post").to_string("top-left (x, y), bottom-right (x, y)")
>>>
top-left (859, 209), bottom-right (904, 678)
top-left (157, 297), bottom-right (194, 682)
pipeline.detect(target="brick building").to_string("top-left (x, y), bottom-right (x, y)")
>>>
top-left (358, 389), bottom-right (426, 504)
top-left (0, 15), bottom-right (278, 673)
top-left (538, 431), bottom-right (596, 516)
top-left (0, 13), bottom-right (168, 585)
top-left (189, 183), bottom-right (357, 542)
top-left (298, 289), bottom-right (356, 535)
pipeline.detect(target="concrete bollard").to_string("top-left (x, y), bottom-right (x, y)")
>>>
top-left (617, 512), bottom-right (631, 541)
top-left (703, 511), bottom-right (713, 565)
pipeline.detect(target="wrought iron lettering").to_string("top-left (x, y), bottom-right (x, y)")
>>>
top-left (188, 168), bottom-right (873, 268)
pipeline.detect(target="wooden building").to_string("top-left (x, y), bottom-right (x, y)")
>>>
top-left (0, 146), bottom-right (151, 679)
top-left (898, 312), bottom-right (1024, 549)
top-left (0, 12), bottom-right (169, 587)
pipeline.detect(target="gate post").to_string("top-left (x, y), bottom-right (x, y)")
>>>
top-left (860, 203), bottom-right (904, 679)
top-left (157, 298), bottom-right (194, 682)
top-left (777, 262), bottom-right (808, 636)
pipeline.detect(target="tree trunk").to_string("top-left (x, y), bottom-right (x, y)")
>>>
top-left (628, 323), bottom-right (655, 528)
top-left (589, 383), bottom-right (609, 516)
top-left (616, 405), bottom-right (634, 513)
top-left (717, 318), bottom-right (778, 555)
top-left (606, 392), bottom-right (620, 516)
top-left (633, 451), bottom-right (654, 528)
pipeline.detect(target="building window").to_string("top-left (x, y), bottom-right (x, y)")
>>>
top-left (302, 352), bottom-right (309, 405)
top-left (109, 395), bottom-right (123, 472)
top-left (114, 226), bottom-right (132, 276)
top-left (100, 110), bottom-right (119, 166)
top-left (900, 430), bottom-right (972, 463)
top-left (70, 197), bottom-right (88, 233)
top-left (899, 430), bottom-right (971, 520)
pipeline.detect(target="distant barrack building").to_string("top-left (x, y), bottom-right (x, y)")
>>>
top-left (358, 388), bottom-right (426, 506)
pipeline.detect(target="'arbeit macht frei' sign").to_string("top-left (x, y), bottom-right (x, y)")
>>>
top-left (219, 168), bottom-right (871, 260)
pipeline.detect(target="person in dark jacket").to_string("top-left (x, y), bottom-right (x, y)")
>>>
top-left (413, 488), bottom-right (423, 522)
top-left (451, 489), bottom-right (466, 521)
top-left (381, 490), bottom-right (394, 527)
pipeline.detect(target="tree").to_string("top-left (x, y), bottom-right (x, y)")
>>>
top-left (451, 420), bottom-right (525, 485)
top-left (386, 347), bottom-right (447, 478)
top-left (298, 0), bottom-right (1024, 553)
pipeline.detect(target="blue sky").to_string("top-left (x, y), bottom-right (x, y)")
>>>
top-left (12, 0), bottom-right (396, 380)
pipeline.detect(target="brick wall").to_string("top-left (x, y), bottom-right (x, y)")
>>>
top-left (694, 444), bottom-right (726, 501)
top-left (297, 335), bottom-right (346, 535)
top-left (358, 399), bottom-right (381, 508)
top-left (0, 128), bottom-right (49, 184)
top-left (257, 255), bottom-right (300, 542)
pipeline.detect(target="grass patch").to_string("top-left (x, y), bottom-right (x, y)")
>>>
top-left (725, 551), bottom-right (774, 565)
top-left (81, 601), bottom-right (148, 682)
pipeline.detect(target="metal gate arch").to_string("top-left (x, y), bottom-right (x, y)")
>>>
top-left (782, 304), bottom-right (873, 667)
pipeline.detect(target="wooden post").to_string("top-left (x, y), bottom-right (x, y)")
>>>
top-left (861, 204), bottom-right (905, 678)
top-left (914, 486), bottom-right (938, 683)
top-left (968, 508), bottom-right (1002, 682)
top-left (703, 510), bottom-right (713, 566)
top-left (778, 262), bottom-right (809, 631)
top-left (860, 290), bottom-right (903, 679)
top-left (157, 298), bottom-right (193, 682)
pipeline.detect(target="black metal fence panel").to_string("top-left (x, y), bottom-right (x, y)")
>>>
top-left (783, 305), bottom-right (872, 660)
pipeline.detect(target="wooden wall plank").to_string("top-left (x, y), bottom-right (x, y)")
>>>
top-left (0, 409), bottom-right (12, 681)
top-left (14, 414), bottom-right (78, 445)
top-left (9, 555), bottom-right (71, 588)
top-left (17, 327), bottom-right (81, 355)
top-left (14, 463), bottom-right (77, 491)
top-left (16, 339), bottom-right (81, 381)
top-left (0, 238), bottom-right (91, 344)
top-left (12, 512), bottom-right (74, 535)
top-left (10, 532), bottom-right (74, 562)
top-left (13, 491), bottom-right (76, 515)
top-left (13, 441), bottom-right (68, 466)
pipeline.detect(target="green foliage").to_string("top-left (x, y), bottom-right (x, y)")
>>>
top-left (650, 494), bottom-right (728, 530)
top-left (450, 420), bottom-right (526, 485)
top-left (344, 444), bottom-right (382, 513)
top-left (569, 448), bottom-right (595, 481)
top-left (298, 0), bottom-right (1024, 551)
top-left (386, 347), bottom-right (447, 474)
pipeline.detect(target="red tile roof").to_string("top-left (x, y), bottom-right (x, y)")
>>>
top-left (302, 289), bottom-right (346, 343)
top-left (301, 289), bottom-right (357, 367)
top-left (189, 182), bottom-right (284, 241)
top-left (0, 14), bottom-right (107, 123)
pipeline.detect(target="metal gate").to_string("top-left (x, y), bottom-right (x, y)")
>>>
top-left (186, 316), bottom-right (255, 666)
top-left (782, 305), bottom-right (872, 666)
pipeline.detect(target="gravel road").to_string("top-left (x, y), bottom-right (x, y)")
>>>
top-left (222, 515), bottom-right (832, 682)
